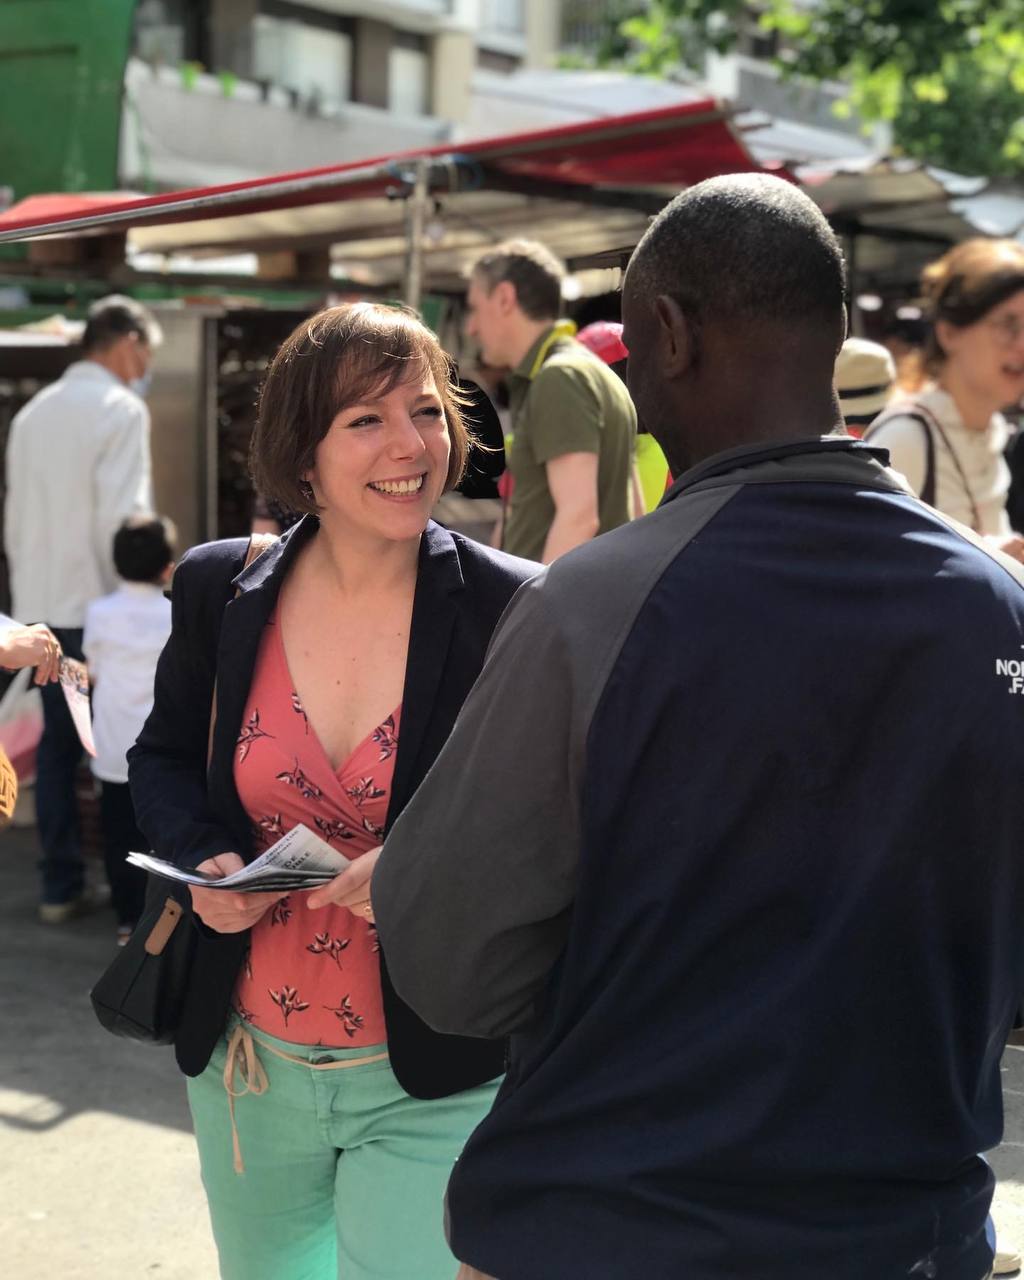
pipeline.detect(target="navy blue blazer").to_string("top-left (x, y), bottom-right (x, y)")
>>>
top-left (128, 516), bottom-right (538, 1092)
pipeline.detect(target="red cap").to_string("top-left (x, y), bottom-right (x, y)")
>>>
top-left (576, 320), bottom-right (628, 366)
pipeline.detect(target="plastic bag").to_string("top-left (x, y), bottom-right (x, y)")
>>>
top-left (0, 666), bottom-right (43, 783)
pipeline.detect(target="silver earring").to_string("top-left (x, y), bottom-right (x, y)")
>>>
top-left (298, 480), bottom-right (315, 502)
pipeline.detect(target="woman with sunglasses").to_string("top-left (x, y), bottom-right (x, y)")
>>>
top-left (869, 239), bottom-right (1024, 561)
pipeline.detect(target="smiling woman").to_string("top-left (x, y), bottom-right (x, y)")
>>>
top-left (126, 301), bottom-right (540, 1280)
top-left (251, 302), bottom-right (471, 520)
top-left (868, 239), bottom-right (1024, 554)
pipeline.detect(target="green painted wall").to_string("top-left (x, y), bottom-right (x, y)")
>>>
top-left (0, 0), bottom-right (137, 201)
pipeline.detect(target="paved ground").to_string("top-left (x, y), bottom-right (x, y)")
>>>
top-left (0, 823), bottom-right (217, 1279)
top-left (3, 820), bottom-right (1024, 1278)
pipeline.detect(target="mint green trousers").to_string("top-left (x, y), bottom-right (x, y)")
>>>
top-left (186, 1020), bottom-right (500, 1280)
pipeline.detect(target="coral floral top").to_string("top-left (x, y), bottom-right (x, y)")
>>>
top-left (232, 609), bottom-right (400, 1047)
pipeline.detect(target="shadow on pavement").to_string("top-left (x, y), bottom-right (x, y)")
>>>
top-left (0, 823), bottom-right (193, 1135)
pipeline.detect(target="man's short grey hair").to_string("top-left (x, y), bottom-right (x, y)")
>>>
top-left (469, 240), bottom-right (565, 321)
top-left (81, 294), bottom-right (163, 355)
top-left (628, 174), bottom-right (847, 327)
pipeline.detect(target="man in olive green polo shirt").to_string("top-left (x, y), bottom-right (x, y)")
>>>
top-left (465, 240), bottom-right (636, 563)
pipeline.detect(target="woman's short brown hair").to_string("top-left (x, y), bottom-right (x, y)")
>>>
top-left (922, 238), bottom-right (1024, 372)
top-left (251, 302), bottom-right (471, 515)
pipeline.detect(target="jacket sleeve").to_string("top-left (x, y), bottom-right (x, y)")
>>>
top-left (372, 579), bottom-right (581, 1039)
top-left (127, 549), bottom-right (237, 872)
top-left (92, 397), bottom-right (153, 593)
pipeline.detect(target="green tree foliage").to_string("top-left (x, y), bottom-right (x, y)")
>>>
top-left (563, 1), bottom-right (1024, 175)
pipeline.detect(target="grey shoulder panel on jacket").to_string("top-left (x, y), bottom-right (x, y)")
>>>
top-left (535, 482), bottom-right (741, 728)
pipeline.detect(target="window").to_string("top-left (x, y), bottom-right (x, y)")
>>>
top-left (389, 32), bottom-right (430, 117)
top-left (252, 14), bottom-right (353, 114)
top-left (481, 0), bottom-right (526, 35)
top-left (133, 0), bottom-right (188, 64)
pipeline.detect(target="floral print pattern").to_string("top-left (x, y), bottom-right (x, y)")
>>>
top-left (275, 760), bottom-right (323, 801)
top-left (324, 994), bottom-right (365, 1038)
top-left (314, 815), bottom-right (356, 843)
top-left (268, 985), bottom-right (309, 1025)
top-left (232, 605), bottom-right (399, 1046)
top-left (237, 709), bottom-right (274, 762)
top-left (347, 776), bottom-right (385, 808)
top-left (373, 716), bottom-right (398, 761)
top-left (307, 932), bottom-right (350, 968)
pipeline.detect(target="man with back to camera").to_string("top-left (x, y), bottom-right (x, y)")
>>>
top-left (4, 294), bottom-right (159, 923)
top-left (464, 239), bottom-right (636, 563)
top-left (372, 175), bottom-right (1024, 1280)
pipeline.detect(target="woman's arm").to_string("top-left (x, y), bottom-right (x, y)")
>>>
top-left (0, 618), bottom-right (61, 684)
top-left (129, 548), bottom-right (287, 933)
top-left (127, 550), bottom-right (238, 873)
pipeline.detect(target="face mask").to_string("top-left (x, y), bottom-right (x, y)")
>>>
top-left (130, 372), bottom-right (153, 398)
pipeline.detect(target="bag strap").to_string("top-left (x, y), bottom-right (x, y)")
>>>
top-left (868, 409), bottom-right (939, 511)
top-left (207, 533), bottom-right (278, 769)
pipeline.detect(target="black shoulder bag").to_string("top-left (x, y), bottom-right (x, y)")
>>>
top-left (89, 533), bottom-right (277, 1044)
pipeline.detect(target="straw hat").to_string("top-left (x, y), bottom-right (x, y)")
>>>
top-left (834, 338), bottom-right (896, 420)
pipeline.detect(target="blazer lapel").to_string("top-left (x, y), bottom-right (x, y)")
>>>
top-left (387, 521), bottom-right (465, 827)
top-left (206, 518), bottom-right (317, 857)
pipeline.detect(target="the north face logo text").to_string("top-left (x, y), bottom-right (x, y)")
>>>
top-left (996, 656), bottom-right (1024, 693)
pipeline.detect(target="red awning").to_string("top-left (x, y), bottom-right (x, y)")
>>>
top-left (0, 100), bottom-right (763, 244)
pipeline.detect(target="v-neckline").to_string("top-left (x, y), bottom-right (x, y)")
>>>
top-left (271, 614), bottom-right (400, 779)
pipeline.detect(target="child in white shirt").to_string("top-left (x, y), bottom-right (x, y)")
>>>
top-left (83, 514), bottom-right (174, 943)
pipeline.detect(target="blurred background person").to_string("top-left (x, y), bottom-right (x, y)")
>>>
top-left (0, 618), bottom-right (62, 829)
top-left (465, 239), bottom-right (636, 563)
top-left (4, 293), bottom-right (161, 923)
top-left (83, 514), bottom-right (175, 946)
top-left (0, 619), bottom-right (62, 685)
top-left (834, 337), bottom-right (897, 437)
top-left (576, 319), bottom-right (671, 513)
top-left (882, 310), bottom-right (930, 395)
top-left (868, 239), bottom-right (1024, 560)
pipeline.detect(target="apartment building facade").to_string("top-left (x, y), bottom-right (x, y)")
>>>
top-left (122, 0), bottom-right (563, 190)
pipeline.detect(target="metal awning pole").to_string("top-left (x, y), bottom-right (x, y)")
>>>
top-left (403, 159), bottom-right (429, 312)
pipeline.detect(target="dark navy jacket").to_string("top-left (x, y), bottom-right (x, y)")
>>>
top-left (128, 517), bottom-right (537, 1092)
top-left (376, 439), bottom-right (1024, 1280)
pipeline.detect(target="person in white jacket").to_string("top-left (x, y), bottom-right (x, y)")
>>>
top-left (4, 294), bottom-right (160, 923)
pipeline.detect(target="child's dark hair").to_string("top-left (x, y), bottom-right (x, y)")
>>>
top-left (113, 514), bottom-right (177, 583)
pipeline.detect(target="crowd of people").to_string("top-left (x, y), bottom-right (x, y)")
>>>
top-left (4, 173), bottom-right (1024, 1280)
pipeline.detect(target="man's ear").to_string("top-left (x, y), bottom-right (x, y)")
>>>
top-left (494, 280), bottom-right (518, 315)
top-left (654, 295), bottom-right (695, 378)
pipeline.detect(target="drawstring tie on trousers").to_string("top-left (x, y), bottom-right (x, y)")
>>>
top-left (222, 1023), bottom-right (389, 1174)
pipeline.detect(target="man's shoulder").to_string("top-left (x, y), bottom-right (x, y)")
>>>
top-left (15, 365), bottom-right (144, 428)
top-left (533, 347), bottom-right (634, 419)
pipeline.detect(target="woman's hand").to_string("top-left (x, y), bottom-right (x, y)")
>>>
top-left (189, 852), bottom-right (286, 933)
top-left (306, 846), bottom-right (383, 920)
top-left (0, 623), bottom-right (62, 684)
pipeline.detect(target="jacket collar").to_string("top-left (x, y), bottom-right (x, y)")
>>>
top-left (387, 521), bottom-right (465, 823)
top-left (232, 513), bottom-right (316, 594)
top-left (662, 436), bottom-right (890, 505)
top-left (208, 516), bottom-right (466, 853)
top-left (231, 515), bottom-right (466, 596)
